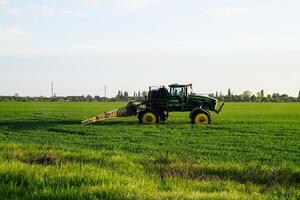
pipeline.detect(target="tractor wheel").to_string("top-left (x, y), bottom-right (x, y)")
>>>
top-left (139, 111), bottom-right (159, 124)
top-left (191, 110), bottom-right (211, 125)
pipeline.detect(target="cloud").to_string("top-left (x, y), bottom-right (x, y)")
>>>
top-left (27, 3), bottom-right (85, 18)
top-left (118, 0), bottom-right (158, 7)
top-left (0, 0), bottom-right (22, 16)
top-left (0, 27), bottom-right (31, 38)
top-left (63, 10), bottom-right (86, 18)
top-left (27, 3), bottom-right (57, 17)
top-left (204, 6), bottom-right (248, 17)
top-left (0, 27), bottom-right (33, 56)
top-left (24, 0), bottom-right (159, 18)
top-left (38, 6), bottom-right (56, 17)
top-left (78, 0), bottom-right (160, 8)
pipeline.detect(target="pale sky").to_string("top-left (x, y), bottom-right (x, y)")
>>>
top-left (0, 0), bottom-right (299, 97)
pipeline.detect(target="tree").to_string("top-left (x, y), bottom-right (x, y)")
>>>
top-left (256, 91), bottom-right (262, 102)
top-left (298, 91), bottom-right (300, 102)
top-left (94, 95), bottom-right (100, 101)
top-left (280, 94), bottom-right (289, 102)
top-left (250, 95), bottom-right (256, 102)
top-left (124, 91), bottom-right (128, 97)
top-left (261, 89), bottom-right (264, 98)
top-left (243, 91), bottom-right (252, 101)
top-left (227, 88), bottom-right (231, 97)
top-left (261, 97), bottom-right (268, 102)
top-left (86, 95), bottom-right (93, 102)
top-left (267, 94), bottom-right (272, 102)
top-left (227, 88), bottom-right (232, 101)
top-left (272, 93), bottom-right (280, 102)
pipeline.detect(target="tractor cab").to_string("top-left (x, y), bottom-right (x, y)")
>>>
top-left (168, 84), bottom-right (192, 111)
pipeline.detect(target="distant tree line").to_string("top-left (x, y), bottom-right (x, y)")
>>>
top-left (0, 89), bottom-right (299, 102)
top-left (0, 90), bottom-right (148, 102)
top-left (209, 89), bottom-right (300, 102)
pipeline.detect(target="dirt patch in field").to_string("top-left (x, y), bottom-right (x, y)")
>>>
top-left (0, 120), bottom-right (79, 131)
top-left (28, 154), bottom-right (65, 166)
top-left (143, 157), bottom-right (300, 186)
top-left (47, 128), bottom-right (86, 135)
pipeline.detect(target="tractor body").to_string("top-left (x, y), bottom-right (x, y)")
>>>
top-left (137, 84), bottom-right (224, 124)
top-left (81, 83), bottom-right (224, 125)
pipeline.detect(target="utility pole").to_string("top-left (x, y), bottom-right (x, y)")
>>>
top-left (51, 82), bottom-right (54, 98)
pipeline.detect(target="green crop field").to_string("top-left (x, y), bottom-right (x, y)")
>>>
top-left (0, 102), bottom-right (299, 199)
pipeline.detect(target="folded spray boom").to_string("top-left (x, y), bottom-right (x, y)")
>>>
top-left (81, 101), bottom-right (143, 125)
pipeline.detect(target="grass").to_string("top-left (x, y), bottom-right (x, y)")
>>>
top-left (0, 102), bottom-right (299, 199)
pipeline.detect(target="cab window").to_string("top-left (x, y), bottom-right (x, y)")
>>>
top-left (170, 87), bottom-right (184, 97)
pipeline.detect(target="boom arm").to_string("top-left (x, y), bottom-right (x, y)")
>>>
top-left (81, 101), bottom-right (143, 125)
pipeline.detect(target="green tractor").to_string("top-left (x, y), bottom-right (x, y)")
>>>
top-left (81, 83), bottom-right (224, 125)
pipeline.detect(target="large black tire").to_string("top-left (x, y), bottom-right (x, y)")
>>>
top-left (191, 109), bottom-right (211, 125)
top-left (138, 111), bottom-right (159, 124)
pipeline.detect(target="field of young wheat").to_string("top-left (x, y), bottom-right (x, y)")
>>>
top-left (0, 102), bottom-right (299, 199)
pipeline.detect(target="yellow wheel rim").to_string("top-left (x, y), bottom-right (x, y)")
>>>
top-left (142, 112), bottom-right (156, 124)
top-left (194, 113), bottom-right (209, 125)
